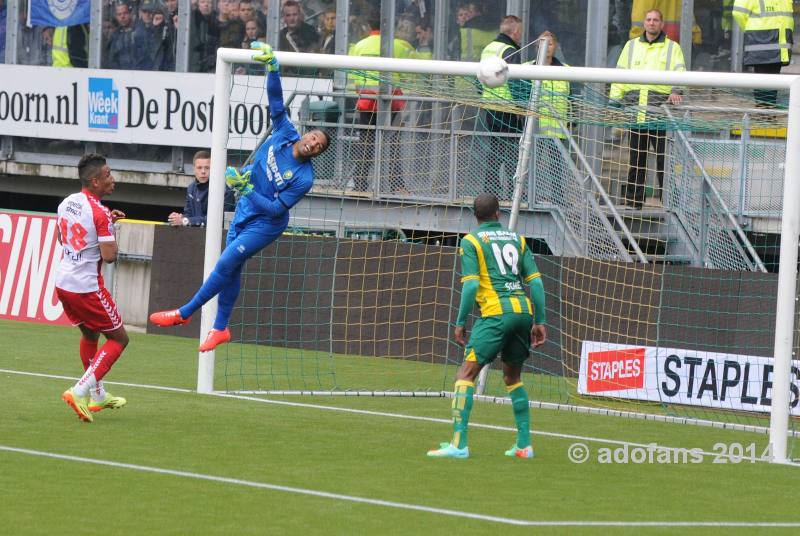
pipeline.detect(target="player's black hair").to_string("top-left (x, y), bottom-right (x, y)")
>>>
top-left (77, 153), bottom-right (108, 186)
top-left (316, 129), bottom-right (331, 151)
top-left (367, 10), bottom-right (381, 31)
top-left (473, 193), bottom-right (500, 222)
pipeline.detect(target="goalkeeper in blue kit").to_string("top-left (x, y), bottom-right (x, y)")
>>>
top-left (150, 43), bottom-right (331, 351)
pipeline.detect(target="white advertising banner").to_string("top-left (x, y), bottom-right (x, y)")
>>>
top-left (578, 341), bottom-right (800, 416)
top-left (0, 65), bottom-right (329, 150)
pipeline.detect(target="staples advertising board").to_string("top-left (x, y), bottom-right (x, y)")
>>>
top-left (579, 341), bottom-right (800, 416)
top-left (0, 211), bottom-right (69, 325)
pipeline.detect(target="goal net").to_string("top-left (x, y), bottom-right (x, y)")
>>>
top-left (202, 49), bottom-right (800, 461)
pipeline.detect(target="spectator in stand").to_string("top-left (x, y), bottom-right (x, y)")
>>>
top-left (106, 2), bottom-right (150, 70)
top-left (164, 0), bottom-right (177, 18)
top-left (144, 1), bottom-right (175, 71)
top-left (279, 0), bottom-right (319, 53)
top-left (168, 150), bottom-right (236, 228)
top-left (317, 9), bottom-right (336, 54)
top-left (304, 0), bottom-right (336, 18)
top-left (19, 25), bottom-right (53, 66)
top-left (447, 4), bottom-right (470, 60)
top-left (235, 19), bottom-right (263, 74)
top-left (279, 0), bottom-right (319, 76)
top-left (241, 19), bottom-right (261, 49)
top-left (190, 0), bottom-right (218, 72)
top-left (16, 3), bottom-right (52, 66)
top-left (217, 0), bottom-right (244, 49)
top-left (459, 2), bottom-right (496, 62)
top-left (415, 16), bottom-right (433, 59)
top-left (255, 0), bottom-right (267, 33)
top-left (238, 0), bottom-right (256, 25)
top-left (139, 0), bottom-right (156, 27)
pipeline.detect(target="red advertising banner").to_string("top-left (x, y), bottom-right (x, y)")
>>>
top-left (0, 211), bottom-right (70, 325)
top-left (585, 347), bottom-right (646, 393)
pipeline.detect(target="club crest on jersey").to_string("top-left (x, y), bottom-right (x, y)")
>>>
top-left (283, 170), bottom-right (293, 180)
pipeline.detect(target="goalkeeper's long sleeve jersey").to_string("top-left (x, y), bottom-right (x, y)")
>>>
top-left (230, 70), bottom-right (315, 229)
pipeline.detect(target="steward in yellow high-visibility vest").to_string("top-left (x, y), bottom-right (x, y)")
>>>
top-left (609, 22), bottom-right (685, 123)
top-left (346, 13), bottom-right (419, 193)
top-left (479, 15), bottom-right (524, 199)
top-left (52, 27), bottom-right (72, 67)
top-left (523, 31), bottom-right (571, 140)
top-left (733, 0), bottom-right (794, 67)
top-left (733, 0), bottom-right (794, 106)
top-left (460, 13), bottom-right (496, 62)
top-left (609, 9), bottom-right (684, 210)
top-left (347, 30), bottom-right (419, 91)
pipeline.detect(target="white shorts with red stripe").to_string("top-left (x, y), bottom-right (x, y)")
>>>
top-left (56, 286), bottom-right (123, 332)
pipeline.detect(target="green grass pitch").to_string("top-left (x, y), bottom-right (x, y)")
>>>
top-left (1, 319), bottom-right (798, 534)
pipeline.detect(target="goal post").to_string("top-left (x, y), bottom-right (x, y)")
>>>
top-left (202, 48), bottom-right (799, 463)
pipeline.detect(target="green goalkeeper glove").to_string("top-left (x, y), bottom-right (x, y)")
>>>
top-left (250, 41), bottom-right (279, 72)
top-left (225, 166), bottom-right (253, 196)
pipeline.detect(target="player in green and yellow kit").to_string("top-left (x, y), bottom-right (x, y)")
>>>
top-left (427, 193), bottom-right (547, 459)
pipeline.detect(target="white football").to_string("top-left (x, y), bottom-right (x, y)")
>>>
top-left (477, 56), bottom-right (509, 88)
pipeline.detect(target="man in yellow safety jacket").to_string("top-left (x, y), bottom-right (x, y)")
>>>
top-left (610, 9), bottom-right (685, 209)
top-left (733, 0), bottom-right (794, 106)
top-left (347, 11), bottom-right (419, 193)
top-left (52, 25), bottom-right (89, 68)
top-left (479, 15), bottom-right (524, 199)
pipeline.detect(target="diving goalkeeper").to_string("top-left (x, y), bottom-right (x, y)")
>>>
top-left (150, 43), bottom-right (331, 352)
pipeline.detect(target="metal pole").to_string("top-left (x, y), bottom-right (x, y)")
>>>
top-left (197, 52), bottom-right (234, 394)
top-left (1, 0), bottom-right (20, 159)
top-left (376, 0), bottom-right (396, 196)
top-left (172, 0), bottom-right (192, 172)
top-left (731, 15), bottom-right (743, 73)
top-left (175, 0), bottom-right (191, 72)
top-left (266, 0), bottom-right (280, 48)
top-left (583, 0), bottom-right (609, 183)
top-left (476, 35), bottom-right (549, 395)
top-left (679, 0), bottom-right (693, 71)
top-left (88, 0), bottom-right (103, 68)
top-left (768, 78), bottom-right (800, 464)
top-left (5, 0), bottom-right (19, 64)
top-left (736, 114), bottom-right (750, 224)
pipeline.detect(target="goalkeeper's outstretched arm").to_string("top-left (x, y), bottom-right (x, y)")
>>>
top-left (250, 41), bottom-right (286, 119)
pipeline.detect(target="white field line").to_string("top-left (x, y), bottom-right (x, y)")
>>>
top-left (1, 445), bottom-right (799, 528)
top-left (2, 368), bottom-right (798, 466)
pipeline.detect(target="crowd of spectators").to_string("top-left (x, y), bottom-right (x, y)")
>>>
top-left (0, 0), bottom-right (478, 72)
top-left (1, 1), bottom-right (769, 76)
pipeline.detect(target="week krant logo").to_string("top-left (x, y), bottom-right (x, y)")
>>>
top-left (586, 347), bottom-right (645, 393)
top-left (88, 77), bottom-right (119, 130)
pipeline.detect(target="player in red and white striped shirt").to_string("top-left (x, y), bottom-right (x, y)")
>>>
top-left (57, 154), bottom-right (130, 423)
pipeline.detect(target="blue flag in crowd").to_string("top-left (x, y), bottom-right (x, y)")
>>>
top-left (28, 0), bottom-right (91, 27)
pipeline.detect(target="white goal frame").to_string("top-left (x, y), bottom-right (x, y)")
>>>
top-left (201, 48), bottom-right (800, 464)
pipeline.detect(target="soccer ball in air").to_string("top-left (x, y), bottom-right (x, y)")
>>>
top-left (477, 56), bottom-right (509, 88)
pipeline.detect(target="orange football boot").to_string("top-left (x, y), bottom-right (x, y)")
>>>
top-left (149, 309), bottom-right (191, 327)
top-left (199, 328), bottom-right (231, 352)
